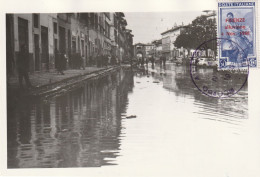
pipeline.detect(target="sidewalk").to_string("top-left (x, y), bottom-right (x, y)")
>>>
top-left (8, 66), bottom-right (120, 97)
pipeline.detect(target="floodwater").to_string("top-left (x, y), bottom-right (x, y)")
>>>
top-left (8, 63), bottom-right (257, 176)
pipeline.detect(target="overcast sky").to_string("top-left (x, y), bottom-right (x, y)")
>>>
top-left (125, 11), bottom-right (207, 44)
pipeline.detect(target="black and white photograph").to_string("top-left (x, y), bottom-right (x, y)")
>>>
top-left (1, 0), bottom-right (260, 176)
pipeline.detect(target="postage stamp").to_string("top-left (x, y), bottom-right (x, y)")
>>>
top-left (218, 1), bottom-right (258, 69)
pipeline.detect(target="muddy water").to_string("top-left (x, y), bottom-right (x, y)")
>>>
top-left (8, 64), bottom-right (250, 176)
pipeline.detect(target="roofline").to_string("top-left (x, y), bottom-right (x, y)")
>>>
top-left (134, 43), bottom-right (155, 46)
top-left (161, 25), bottom-right (188, 35)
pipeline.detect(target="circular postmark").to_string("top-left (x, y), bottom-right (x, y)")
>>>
top-left (190, 38), bottom-right (249, 98)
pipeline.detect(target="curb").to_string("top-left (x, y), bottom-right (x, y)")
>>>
top-left (30, 66), bottom-right (121, 98)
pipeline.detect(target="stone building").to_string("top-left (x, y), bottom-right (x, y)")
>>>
top-left (6, 13), bottom-right (57, 72)
top-left (161, 25), bottom-right (187, 60)
top-left (144, 43), bottom-right (154, 56)
top-left (125, 29), bottom-right (134, 60)
top-left (151, 39), bottom-right (162, 58)
top-left (133, 43), bottom-right (147, 59)
top-left (6, 12), bottom-right (134, 76)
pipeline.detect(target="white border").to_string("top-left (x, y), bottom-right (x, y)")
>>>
top-left (1, 0), bottom-right (260, 177)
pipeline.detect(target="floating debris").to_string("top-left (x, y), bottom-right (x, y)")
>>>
top-left (53, 86), bottom-right (61, 91)
top-left (153, 81), bottom-right (160, 83)
top-left (126, 115), bottom-right (137, 119)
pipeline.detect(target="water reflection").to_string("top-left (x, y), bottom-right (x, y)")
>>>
top-left (7, 63), bottom-right (248, 170)
top-left (7, 69), bottom-right (134, 168)
top-left (140, 63), bottom-right (248, 124)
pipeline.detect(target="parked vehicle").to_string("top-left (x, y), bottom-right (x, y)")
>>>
top-left (174, 57), bottom-right (192, 65)
top-left (154, 57), bottom-right (161, 63)
top-left (175, 57), bottom-right (183, 65)
top-left (197, 57), bottom-right (218, 67)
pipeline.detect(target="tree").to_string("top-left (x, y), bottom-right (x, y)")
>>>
top-left (174, 14), bottom-right (217, 57)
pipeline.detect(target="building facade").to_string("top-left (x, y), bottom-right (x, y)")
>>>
top-left (133, 43), bottom-right (155, 59)
top-left (133, 43), bottom-right (146, 59)
top-left (161, 25), bottom-right (187, 60)
top-left (151, 39), bottom-right (162, 58)
top-left (144, 43), bottom-right (155, 56)
top-left (6, 12), bottom-right (134, 75)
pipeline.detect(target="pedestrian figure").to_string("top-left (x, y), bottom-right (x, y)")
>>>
top-left (102, 54), bottom-right (107, 67)
top-left (145, 57), bottom-right (149, 65)
top-left (159, 55), bottom-right (163, 66)
top-left (141, 57), bottom-right (144, 66)
top-left (64, 54), bottom-right (69, 69)
top-left (7, 45), bottom-right (15, 87)
top-left (105, 54), bottom-right (109, 67)
top-left (116, 56), bottom-right (119, 65)
top-left (150, 55), bottom-right (155, 68)
top-left (162, 54), bottom-right (166, 66)
top-left (138, 58), bottom-right (141, 66)
top-left (195, 58), bottom-right (199, 66)
top-left (68, 53), bottom-right (72, 69)
top-left (56, 49), bottom-right (61, 73)
top-left (55, 48), bottom-right (59, 69)
top-left (108, 55), bottom-right (111, 65)
top-left (61, 53), bottom-right (67, 72)
top-left (101, 54), bottom-right (105, 67)
top-left (80, 54), bottom-right (84, 69)
top-left (17, 45), bottom-right (32, 89)
top-left (95, 54), bottom-right (98, 67)
top-left (97, 53), bottom-right (102, 67)
top-left (113, 55), bottom-right (117, 65)
top-left (57, 51), bottom-right (65, 75)
top-left (75, 53), bottom-right (80, 69)
top-left (89, 55), bottom-right (93, 66)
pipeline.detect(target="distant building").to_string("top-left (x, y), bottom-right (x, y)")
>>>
top-left (125, 29), bottom-right (134, 60)
top-left (161, 25), bottom-right (188, 60)
top-left (151, 39), bottom-right (162, 58)
top-left (133, 43), bottom-right (154, 59)
top-left (134, 43), bottom-right (146, 59)
top-left (144, 43), bottom-right (154, 56)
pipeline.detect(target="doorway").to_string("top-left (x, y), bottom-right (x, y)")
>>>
top-left (85, 45), bottom-right (88, 66)
top-left (41, 26), bottom-right (49, 70)
top-left (18, 17), bottom-right (29, 52)
top-left (81, 40), bottom-right (84, 57)
top-left (67, 30), bottom-right (71, 67)
top-left (34, 34), bottom-right (40, 71)
top-left (59, 26), bottom-right (66, 54)
top-left (54, 38), bottom-right (58, 68)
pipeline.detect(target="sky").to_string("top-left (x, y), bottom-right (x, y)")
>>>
top-left (125, 11), bottom-right (207, 44)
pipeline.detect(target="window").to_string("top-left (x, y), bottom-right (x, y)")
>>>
top-left (33, 14), bottom-right (39, 28)
top-left (114, 29), bottom-right (117, 43)
top-left (114, 14), bottom-right (118, 29)
top-left (95, 14), bottom-right (98, 30)
top-left (90, 13), bottom-right (95, 28)
top-left (53, 22), bottom-right (57, 34)
top-left (108, 24), bottom-right (110, 38)
top-left (105, 22), bottom-right (110, 38)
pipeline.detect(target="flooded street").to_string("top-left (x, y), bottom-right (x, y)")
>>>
top-left (8, 63), bottom-right (254, 176)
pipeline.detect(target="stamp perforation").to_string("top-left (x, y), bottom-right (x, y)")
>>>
top-left (217, 0), bottom-right (258, 69)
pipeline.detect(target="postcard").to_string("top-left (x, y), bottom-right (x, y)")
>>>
top-left (1, 0), bottom-right (260, 177)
